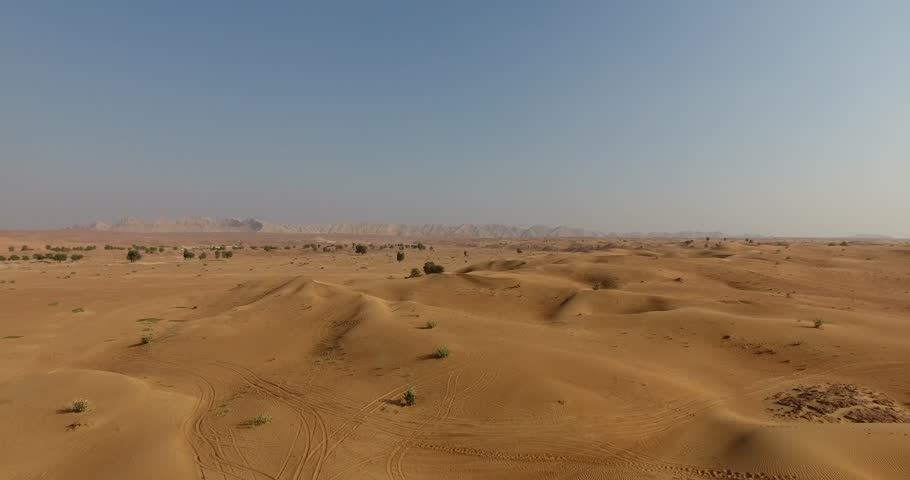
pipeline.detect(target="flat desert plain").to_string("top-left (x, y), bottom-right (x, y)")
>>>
top-left (1, 232), bottom-right (909, 480)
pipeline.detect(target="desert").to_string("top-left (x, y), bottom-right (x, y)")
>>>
top-left (1, 230), bottom-right (908, 479)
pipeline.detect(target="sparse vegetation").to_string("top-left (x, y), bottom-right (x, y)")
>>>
top-left (183, 249), bottom-right (195, 259)
top-left (407, 268), bottom-right (423, 278)
top-left (127, 249), bottom-right (142, 262)
top-left (355, 244), bottom-right (368, 254)
top-left (70, 254), bottom-right (83, 261)
top-left (222, 250), bottom-right (233, 259)
top-left (396, 251), bottom-right (405, 262)
top-left (250, 413), bottom-right (272, 426)
top-left (199, 252), bottom-right (207, 260)
top-left (433, 346), bottom-right (450, 359)
top-left (72, 307), bottom-right (84, 313)
top-left (140, 334), bottom-right (153, 345)
top-left (403, 388), bottom-right (417, 406)
top-left (424, 320), bottom-right (437, 329)
top-left (68, 399), bottom-right (90, 413)
top-left (423, 262), bottom-right (444, 274)
top-left (813, 318), bottom-right (825, 329)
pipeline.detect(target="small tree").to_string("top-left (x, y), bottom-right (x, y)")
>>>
top-left (355, 244), bottom-right (367, 255)
top-left (183, 249), bottom-right (195, 260)
top-left (396, 251), bottom-right (405, 262)
top-left (403, 388), bottom-right (416, 406)
top-left (127, 249), bottom-right (142, 262)
top-left (423, 262), bottom-right (444, 274)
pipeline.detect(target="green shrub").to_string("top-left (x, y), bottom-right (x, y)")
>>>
top-left (407, 268), bottom-right (422, 278)
top-left (69, 399), bottom-right (90, 413)
top-left (813, 318), bottom-right (824, 329)
top-left (72, 307), bottom-right (84, 313)
top-left (424, 320), bottom-right (437, 329)
top-left (416, 243), bottom-right (427, 251)
top-left (140, 334), bottom-right (153, 345)
top-left (433, 346), bottom-right (450, 359)
top-left (20, 254), bottom-right (30, 260)
top-left (423, 262), bottom-right (444, 274)
top-left (0, 256), bottom-right (5, 261)
top-left (250, 413), bottom-right (272, 426)
top-left (9, 255), bottom-right (20, 261)
top-left (52, 253), bottom-right (68, 262)
top-left (127, 250), bottom-right (142, 262)
top-left (222, 250), bottom-right (233, 259)
top-left (355, 244), bottom-right (367, 254)
top-left (33, 253), bottom-right (46, 260)
top-left (70, 254), bottom-right (83, 261)
top-left (403, 388), bottom-right (416, 406)
top-left (183, 249), bottom-right (195, 259)
top-left (396, 251), bottom-right (405, 262)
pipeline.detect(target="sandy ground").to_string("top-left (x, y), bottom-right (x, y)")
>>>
top-left (1, 232), bottom-right (909, 480)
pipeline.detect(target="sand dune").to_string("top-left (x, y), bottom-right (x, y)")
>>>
top-left (1, 233), bottom-right (909, 479)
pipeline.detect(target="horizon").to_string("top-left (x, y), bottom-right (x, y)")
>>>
top-left (2, 2), bottom-right (909, 236)
top-left (10, 215), bottom-right (905, 239)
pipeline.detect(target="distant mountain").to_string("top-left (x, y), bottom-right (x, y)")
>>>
top-left (68, 217), bottom-right (606, 238)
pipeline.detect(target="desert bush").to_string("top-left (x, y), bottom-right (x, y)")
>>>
top-left (396, 251), bottom-right (405, 262)
top-left (433, 346), bottom-right (450, 359)
top-left (72, 307), bottom-right (84, 313)
top-left (52, 253), bottom-right (68, 262)
top-left (70, 254), bottom-right (83, 261)
top-left (355, 244), bottom-right (367, 254)
top-left (813, 318), bottom-right (824, 329)
top-left (21, 245), bottom-right (29, 251)
top-left (127, 249), bottom-right (142, 262)
top-left (0, 256), bottom-right (5, 261)
top-left (416, 243), bottom-right (427, 251)
top-left (222, 250), bottom-right (233, 259)
top-left (214, 250), bottom-right (221, 259)
top-left (34, 253), bottom-right (46, 260)
top-left (9, 255), bottom-right (20, 261)
top-left (199, 252), bottom-right (207, 260)
top-left (423, 262), bottom-right (444, 274)
top-left (250, 413), bottom-right (272, 426)
top-left (424, 320), bottom-right (437, 329)
top-left (403, 388), bottom-right (416, 406)
top-left (20, 254), bottom-right (30, 260)
top-left (183, 249), bottom-right (195, 259)
top-left (140, 334), bottom-right (153, 345)
top-left (68, 399), bottom-right (89, 413)
top-left (407, 268), bottom-right (422, 278)
top-left (516, 248), bottom-right (523, 254)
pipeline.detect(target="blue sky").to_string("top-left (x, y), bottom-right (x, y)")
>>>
top-left (1, 1), bottom-right (908, 236)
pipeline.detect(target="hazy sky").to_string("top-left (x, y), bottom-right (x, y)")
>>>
top-left (2, 1), bottom-right (908, 236)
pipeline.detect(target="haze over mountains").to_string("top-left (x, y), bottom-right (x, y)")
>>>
top-left (69, 217), bottom-right (734, 239)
